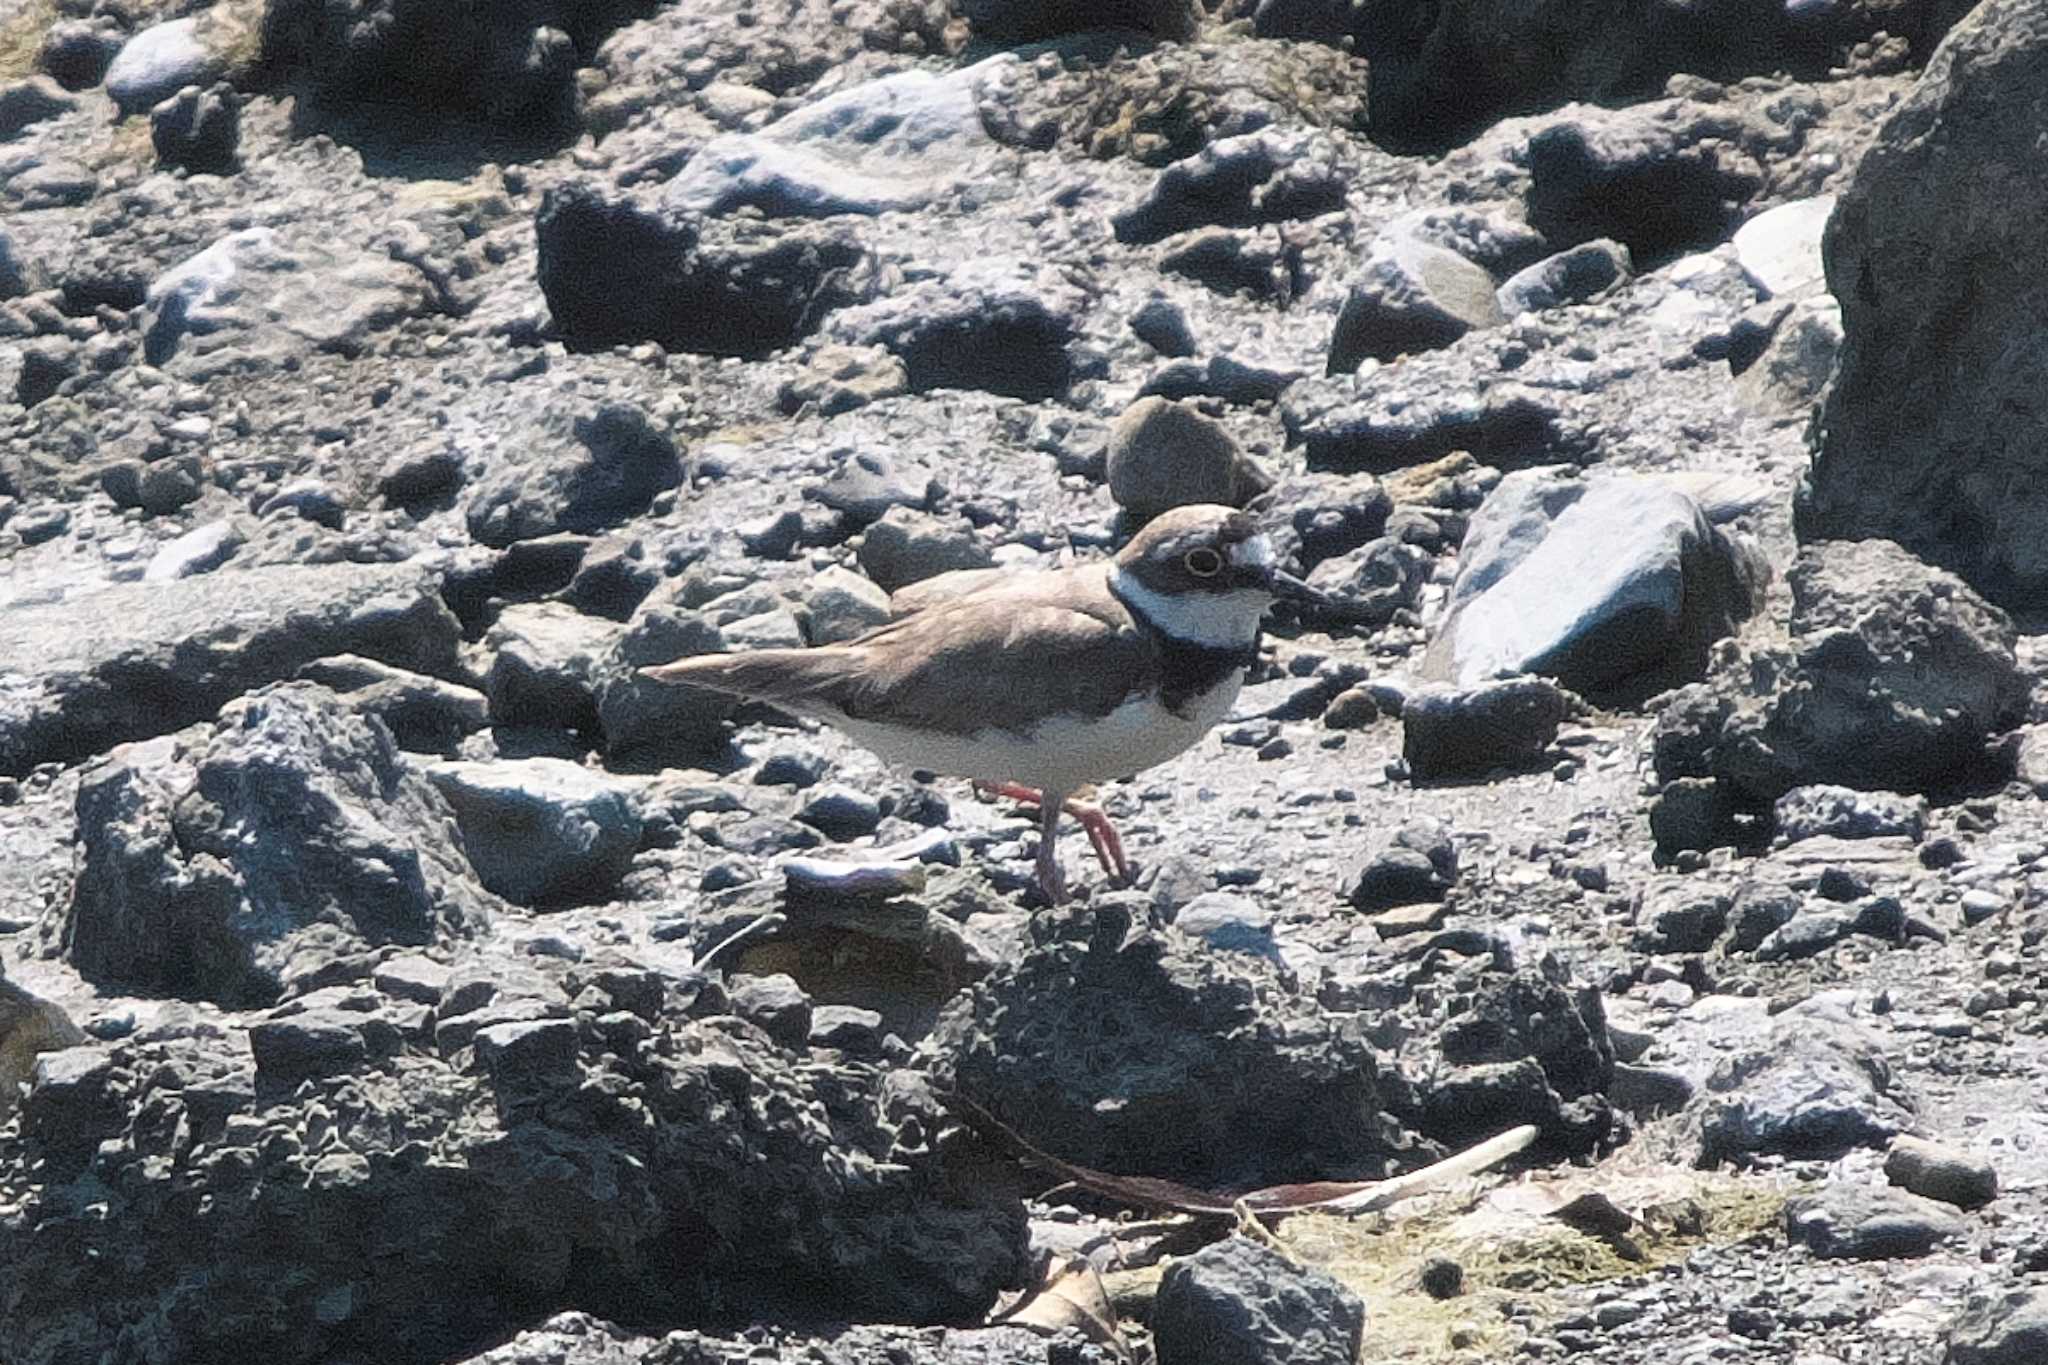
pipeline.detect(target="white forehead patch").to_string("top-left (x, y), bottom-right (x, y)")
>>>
top-left (1230, 533), bottom-right (1276, 571)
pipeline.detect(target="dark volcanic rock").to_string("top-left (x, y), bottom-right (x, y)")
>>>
top-left (926, 905), bottom-right (1423, 1189)
top-left (0, 564), bottom-right (460, 779)
top-left (262, 0), bottom-right (598, 126)
top-left (1945, 1288), bottom-right (2048, 1365)
top-left (423, 759), bottom-right (642, 908)
top-left (0, 986), bottom-right (1025, 1364)
top-left (1652, 539), bottom-right (2027, 804)
top-left (63, 684), bottom-right (488, 1006)
top-left (1403, 676), bottom-right (1569, 780)
top-left (464, 1313), bottom-right (1114, 1365)
top-left (150, 82), bottom-right (240, 175)
top-left (962, 0), bottom-right (1203, 43)
top-left (1804, 0), bottom-right (2048, 609)
top-left (822, 256), bottom-right (1084, 400)
top-left (536, 183), bottom-right (874, 357)
top-left (1112, 130), bottom-right (1347, 245)
top-left (1153, 1237), bottom-right (1368, 1365)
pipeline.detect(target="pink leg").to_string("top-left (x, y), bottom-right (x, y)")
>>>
top-left (972, 781), bottom-right (1130, 884)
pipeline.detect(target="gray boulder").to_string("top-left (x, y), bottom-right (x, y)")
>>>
top-left (64, 685), bottom-right (487, 1007)
top-left (140, 227), bottom-right (438, 377)
top-left (1731, 195), bottom-right (1835, 300)
top-left (1422, 468), bottom-right (1758, 698)
top-left (480, 602), bottom-right (622, 733)
top-left (1153, 1237), bottom-right (1366, 1365)
top-left (1695, 1008), bottom-right (1913, 1163)
top-left (1784, 1184), bottom-right (1963, 1260)
top-left (856, 508), bottom-right (994, 593)
top-left (1496, 238), bottom-right (1631, 315)
top-left (104, 15), bottom-right (236, 115)
top-left (1804, 0), bottom-right (2048, 608)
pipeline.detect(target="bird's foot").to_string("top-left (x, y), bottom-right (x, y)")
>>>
top-left (973, 780), bottom-right (1130, 883)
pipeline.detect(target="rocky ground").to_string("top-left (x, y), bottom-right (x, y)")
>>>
top-left (3, 0), bottom-right (2047, 1362)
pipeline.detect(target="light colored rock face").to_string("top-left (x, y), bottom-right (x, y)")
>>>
top-left (423, 758), bottom-right (643, 906)
top-left (664, 58), bottom-right (1012, 218)
top-left (1806, 0), bottom-right (2048, 608)
top-left (1423, 469), bottom-right (1756, 697)
top-left (142, 228), bottom-right (437, 377)
top-left (1731, 194), bottom-right (1835, 298)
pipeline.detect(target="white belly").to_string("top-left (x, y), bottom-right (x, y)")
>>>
top-left (825, 674), bottom-right (1243, 796)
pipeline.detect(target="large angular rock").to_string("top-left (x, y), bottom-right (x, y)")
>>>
top-left (1946, 1288), bottom-right (2048, 1365)
top-left (926, 905), bottom-right (1421, 1189)
top-left (1421, 469), bottom-right (1759, 698)
top-left (1652, 539), bottom-right (2027, 803)
top-left (0, 563), bottom-right (460, 778)
top-left (0, 963), bottom-right (1025, 1363)
top-left (1804, 0), bottom-right (2048, 609)
top-left (1695, 1007), bottom-right (1913, 1163)
top-left (63, 685), bottom-right (487, 1006)
top-left (465, 1315), bottom-right (1118, 1365)
top-left (536, 183), bottom-right (874, 357)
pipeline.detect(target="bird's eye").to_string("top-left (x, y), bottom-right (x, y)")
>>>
top-left (1184, 547), bottom-right (1224, 578)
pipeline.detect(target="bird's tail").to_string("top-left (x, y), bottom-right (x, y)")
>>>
top-left (639, 650), bottom-right (851, 710)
